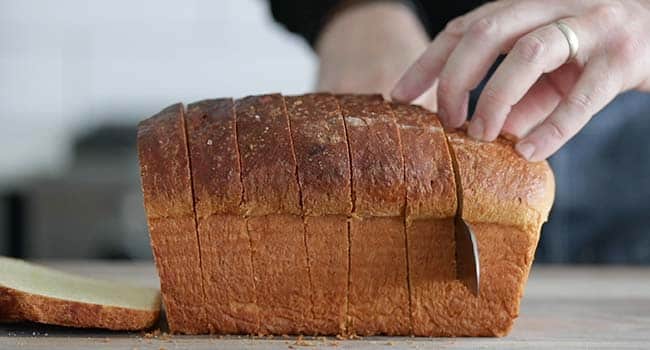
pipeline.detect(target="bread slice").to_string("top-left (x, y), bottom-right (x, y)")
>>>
top-left (391, 103), bottom-right (458, 336)
top-left (338, 95), bottom-right (410, 335)
top-left (235, 94), bottom-right (311, 334)
top-left (186, 99), bottom-right (258, 334)
top-left (441, 130), bottom-right (555, 336)
top-left (0, 257), bottom-right (160, 330)
top-left (137, 103), bottom-right (208, 334)
top-left (285, 93), bottom-right (351, 334)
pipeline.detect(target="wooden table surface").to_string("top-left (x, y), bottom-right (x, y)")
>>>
top-left (1, 261), bottom-right (649, 349)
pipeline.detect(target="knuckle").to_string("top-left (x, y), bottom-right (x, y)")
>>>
top-left (481, 85), bottom-right (510, 107)
top-left (592, 3), bottom-right (626, 25)
top-left (512, 34), bottom-right (546, 64)
top-left (444, 16), bottom-right (467, 36)
top-left (609, 32), bottom-right (641, 65)
top-left (565, 92), bottom-right (594, 115)
top-left (436, 77), bottom-right (455, 101)
top-left (468, 17), bottom-right (498, 40)
top-left (546, 118), bottom-right (569, 141)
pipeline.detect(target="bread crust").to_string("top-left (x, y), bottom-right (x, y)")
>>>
top-left (286, 93), bottom-right (351, 334)
top-left (286, 93), bottom-right (352, 215)
top-left (186, 99), bottom-right (258, 334)
top-left (391, 103), bottom-right (457, 219)
top-left (338, 95), bottom-right (410, 335)
top-left (392, 103), bottom-right (459, 336)
top-left (236, 94), bottom-right (312, 335)
top-left (236, 94), bottom-right (301, 216)
top-left (186, 99), bottom-right (242, 217)
top-left (0, 286), bottom-right (159, 331)
top-left (337, 94), bottom-right (405, 217)
top-left (137, 104), bottom-right (208, 334)
top-left (446, 130), bottom-right (555, 230)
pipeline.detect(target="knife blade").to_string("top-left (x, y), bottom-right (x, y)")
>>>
top-left (448, 136), bottom-right (481, 296)
top-left (454, 214), bottom-right (480, 296)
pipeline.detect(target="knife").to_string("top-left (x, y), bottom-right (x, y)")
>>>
top-left (450, 146), bottom-right (480, 296)
top-left (454, 213), bottom-right (480, 296)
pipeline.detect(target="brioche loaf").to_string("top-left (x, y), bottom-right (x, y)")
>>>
top-left (137, 93), bottom-right (554, 336)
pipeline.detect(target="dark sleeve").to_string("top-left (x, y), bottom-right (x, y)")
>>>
top-left (268, 0), bottom-right (432, 48)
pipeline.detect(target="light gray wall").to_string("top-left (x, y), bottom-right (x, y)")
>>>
top-left (0, 0), bottom-right (317, 182)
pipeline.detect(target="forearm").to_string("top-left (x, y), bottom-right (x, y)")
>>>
top-left (315, 1), bottom-right (430, 96)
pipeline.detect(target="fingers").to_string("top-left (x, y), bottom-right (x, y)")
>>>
top-left (468, 20), bottom-right (583, 140)
top-left (501, 76), bottom-right (564, 138)
top-left (390, 1), bottom-right (505, 103)
top-left (502, 65), bottom-right (580, 138)
top-left (516, 57), bottom-right (621, 161)
top-left (434, 2), bottom-right (569, 127)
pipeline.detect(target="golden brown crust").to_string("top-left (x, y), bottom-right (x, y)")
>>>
top-left (348, 217), bottom-right (410, 335)
top-left (236, 94), bottom-right (302, 216)
top-left (286, 93), bottom-right (352, 215)
top-left (237, 94), bottom-right (312, 335)
top-left (304, 216), bottom-right (348, 334)
top-left (186, 99), bottom-right (242, 217)
top-left (137, 104), bottom-right (195, 218)
top-left (286, 93), bottom-right (351, 335)
top-left (391, 102), bottom-right (457, 220)
top-left (248, 215), bottom-right (312, 335)
top-left (0, 286), bottom-right (159, 331)
top-left (137, 104), bottom-right (208, 334)
top-left (198, 215), bottom-right (258, 334)
top-left (411, 223), bottom-right (539, 336)
top-left (337, 94), bottom-right (405, 217)
top-left (186, 99), bottom-right (259, 334)
top-left (406, 218), bottom-right (456, 336)
top-left (446, 129), bottom-right (555, 229)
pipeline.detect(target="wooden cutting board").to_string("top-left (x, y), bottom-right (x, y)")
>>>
top-left (0, 261), bottom-right (648, 349)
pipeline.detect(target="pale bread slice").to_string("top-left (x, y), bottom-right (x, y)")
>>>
top-left (0, 257), bottom-right (160, 330)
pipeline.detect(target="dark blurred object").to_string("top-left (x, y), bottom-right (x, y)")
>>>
top-left (5, 192), bottom-right (25, 258)
top-left (3, 123), bottom-right (151, 260)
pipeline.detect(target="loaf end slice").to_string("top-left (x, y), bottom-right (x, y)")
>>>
top-left (137, 103), bottom-right (208, 334)
top-left (441, 130), bottom-right (555, 336)
top-left (0, 257), bottom-right (160, 330)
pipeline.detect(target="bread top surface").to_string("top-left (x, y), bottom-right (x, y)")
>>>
top-left (137, 103), bottom-right (194, 218)
top-left (186, 98), bottom-right (243, 217)
top-left (338, 94), bottom-right (406, 217)
top-left (392, 102), bottom-right (457, 220)
top-left (286, 93), bottom-right (353, 215)
top-left (236, 94), bottom-right (302, 216)
top-left (446, 129), bottom-right (555, 229)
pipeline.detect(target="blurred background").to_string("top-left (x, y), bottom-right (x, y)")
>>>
top-left (0, 0), bottom-right (315, 260)
top-left (1, 0), bottom-right (648, 264)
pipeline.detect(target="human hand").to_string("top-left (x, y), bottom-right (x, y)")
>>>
top-left (316, 1), bottom-right (437, 110)
top-left (392, 0), bottom-right (650, 161)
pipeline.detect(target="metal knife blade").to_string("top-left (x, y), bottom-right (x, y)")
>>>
top-left (447, 133), bottom-right (481, 296)
top-left (454, 214), bottom-right (480, 296)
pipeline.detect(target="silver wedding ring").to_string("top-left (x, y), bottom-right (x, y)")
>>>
top-left (555, 20), bottom-right (579, 63)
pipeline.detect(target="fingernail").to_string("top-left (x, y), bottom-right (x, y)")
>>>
top-left (468, 117), bottom-right (484, 140)
top-left (516, 142), bottom-right (535, 160)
